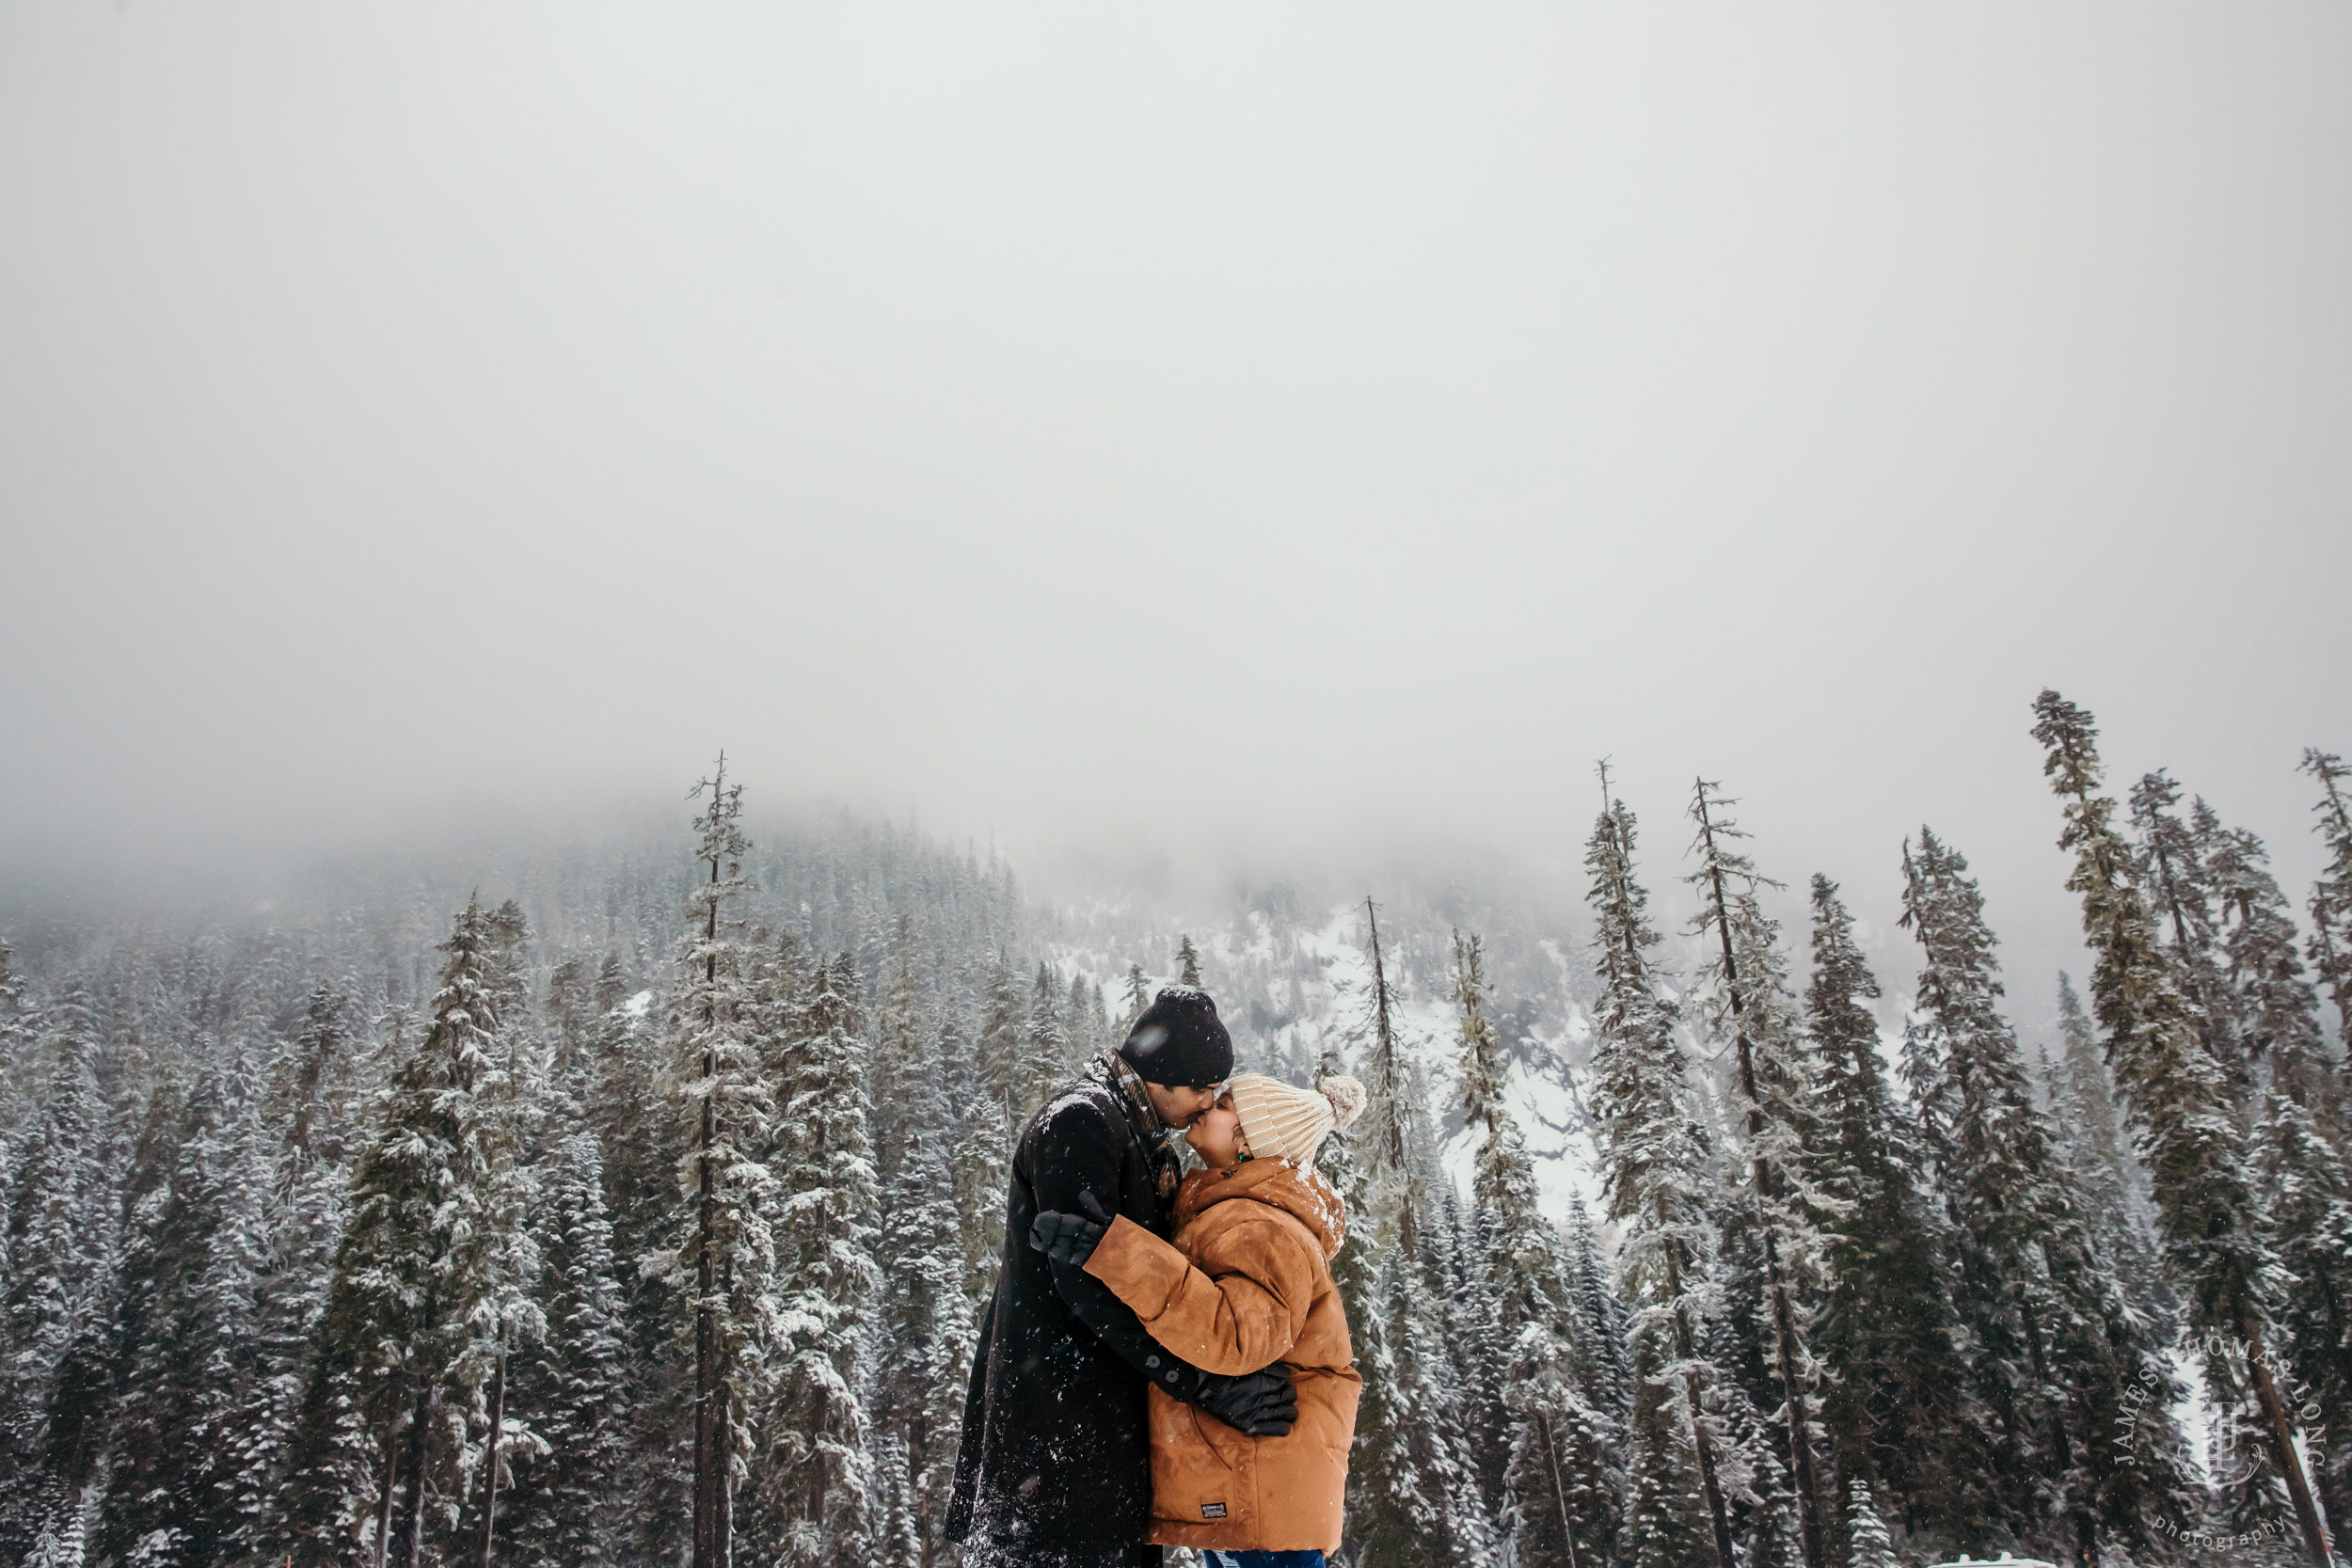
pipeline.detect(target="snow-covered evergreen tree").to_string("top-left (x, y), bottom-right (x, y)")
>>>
top-left (0, 990), bottom-right (119, 1565)
top-left (1015, 962), bottom-right (1069, 1132)
top-left (2051, 971), bottom-right (2169, 1325)
top-left (662, 757), bottom-right (780, 1568)
top-left (946, 1004), bottom-right (1007, 1322)
top-left (582, 954), bottom-right (691, 1566)
top-left (956, 953), bottom-right (1022, 1312)
top-left (1563, 1196), bottom-right (1632, 1429)
top-left (1120, 962), bottom-right (1152, 1034)
top-left (1349, 1242), bottom-right (1496, 1566)
top-left (1317, 1053), bottom-right (1402, 1565)
top-left (1454, 929), bottom-right (1616, 1566)
top-left (1620, 1334), bottom-right (1711, 1568)
top-left (2299, 748), bottom-right (2352, 1061)
top-left (1066, 967), bottom-right (1108, 1067)
top-left (1801, 875), bottom-right (1981, 1553)
top-left (222, 987), bottom-right (358, 1566)
top-left (1902, 824), bottom-right (2201, 1561)
top-left (2131, 770), bottom-right (2241, 1080)
top-left (1176, 934), bottom-right (1202, 987)
top-left (2034, 690), bottom-right (2333, 1566)
top-left (98, 1046), bottom-right (277, 1568)
top-left (460, 902), bottom-right (546, 1568)
top-left (501, 1130), bottom-right (630, 1568)
top-left (1684, 780), bottom-right (1831, 1568)
top-left (1583, 780), bottom-right (1738, 1568)
top-left (278, 1008), bottom-right (417, 1568)
top-left (746, 953), bottom-right (880, 1567)
top-left (1357, 896), bottom-right (1422, 1260)
top-left (866, 1004), bottom-right (971, 1568)
top-left (0, 938), bottom-right (27, 1117)
top-left (869, 916), bottom-right (928, 1191)
top-left (1843, 1477), bottom-right (1901, 1568)
top-left (290, 898), bottom-right (516, 1568)
top-left (2203, 809), bottom-right (2352, 1537)
top-left (1433, 1188), bottom-right (1508, 1516)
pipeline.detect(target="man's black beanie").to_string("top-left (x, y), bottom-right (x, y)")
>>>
top-left (1119, 986), bottom-right (1233, 1088)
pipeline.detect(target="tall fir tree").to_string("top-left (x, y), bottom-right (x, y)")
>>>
top-left (1355, 1243), bottom-right (1498, 1566)
top-left (462, 902), bottom-right (545, 1568)
top-left (1454, 929), bottom-right (1618, 1567)
top-left (98, 1045), bottom-right (278, 1568)
top-left (1619, 1334), bottom-right (1712, 1568)
top-left (1120, 962), bottom-right (1152, 1034)
top-left (1327, 1033), bottom-right (1492, 1565)
top-left (2299, 749), bottom-right (2352, 1059)
top-left (664, 757), bottom-right (779, 1568)
top-left (1065, 969), bottom-right (1107, 1067)
top-left (975, 953), bottom-right (1024, 1139)
top-left (869, 916), bottom-right (928, 1191)
top-left (1583, 777), bottom-right (1739, 1568)
top-left (2203, 810), bottom-right (2352, 1534)
top-left (1433, 1187), bottom-right (1509, 1516)
top-left (1563, 1196), bottom-right (1633, 1433)
top-left (1176, 934), bottom-right (1202, 987)
top-left (0, 991), bottom-right (119, 1564)
top-left (293, 898), bottom-right (516, 1568)
top-left (957, 954), bottom-right (1023, 1311)
top-left (278, 1007), bottom-right (421, 1568)
top-left (224, 986), bottom-right (359, 1566)
top-left (946, 1003), bottom-right (1007, 1320)
top-left (746, 954), bottom-right (880, 1567)
top-left (583, 954), bottom-right (691, 1567)
top-left (1685, 781), bottom-right (1830, 1568)
top-left (1902, 825), bottom-right (2201, 1563)
top-left (1801, 875), bottom-right (1981, 1553)
top-left (2129, 772), bottom-right (2240, 1081)
top-left (2034, 690), bottom-right (2334, 1566)
top-left (2052, 972), bottom-right (2169, 1324)
top-left (500, 1130), bottom-right (631, 1568)
top-left (866, 994), bottom-right (972, 1568)
top-left (1358, 896), bottom-right (1422, 1259)
top-left (1016, 963), bottom-right (1069, 1132)
top-left (1317, 1050), bottom-right (1406, 1565)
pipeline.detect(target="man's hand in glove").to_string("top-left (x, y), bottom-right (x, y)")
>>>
top-left (1188, 1364), bottom-right (1298, 1437)
top-left (1029, 1190), bottom-right (1113, 1267)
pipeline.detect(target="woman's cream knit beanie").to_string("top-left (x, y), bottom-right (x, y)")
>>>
top-left (1229, 1072), bottom-right (1367, 1169)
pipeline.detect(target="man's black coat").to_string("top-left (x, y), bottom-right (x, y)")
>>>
top-left (945, 1057), bottom-right (1191, 1568)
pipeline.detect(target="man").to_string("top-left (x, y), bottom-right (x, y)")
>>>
top-left (946, 987), bottom-right (1298, 1568)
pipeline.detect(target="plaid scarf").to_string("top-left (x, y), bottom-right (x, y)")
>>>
top-left (1099, 1048), bottom-right (1186, 1216)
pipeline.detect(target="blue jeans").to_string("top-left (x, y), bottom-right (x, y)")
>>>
top-left (1203, 1554), bottom-right (1326, 1568)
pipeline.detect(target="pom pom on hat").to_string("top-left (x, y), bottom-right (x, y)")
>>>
top-left (1318, 1075), bottom-right (1366, 1132)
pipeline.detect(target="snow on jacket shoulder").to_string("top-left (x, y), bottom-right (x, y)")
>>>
top-left (1083, 1158), bottom-right (1361, 1555)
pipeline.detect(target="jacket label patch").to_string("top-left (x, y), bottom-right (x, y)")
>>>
top-left (1200, 1503), bottom-right (1228, 1519)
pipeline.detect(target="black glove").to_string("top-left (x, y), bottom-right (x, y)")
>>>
top-left (1029, 1190), bottom-right (1113, 1267)
top-left (1187, 1364), bottom-right (1298, 1437)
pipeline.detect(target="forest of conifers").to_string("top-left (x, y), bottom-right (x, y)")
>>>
top-left (3, 689), bottom-right (2349, 1568)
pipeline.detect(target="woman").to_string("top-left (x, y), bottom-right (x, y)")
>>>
top-left (1031, 1072), bottom-right (1367, 1568)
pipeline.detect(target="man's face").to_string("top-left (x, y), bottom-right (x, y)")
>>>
top-left (1142, 1079), bottom-right (1220, 1130)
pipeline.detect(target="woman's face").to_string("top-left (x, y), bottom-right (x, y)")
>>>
top-left (1184, 1089), bottom-right (1248, 1168)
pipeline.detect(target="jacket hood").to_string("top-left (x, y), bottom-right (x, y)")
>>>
top-left (1175, 1158), bottom-right (1347, 1261)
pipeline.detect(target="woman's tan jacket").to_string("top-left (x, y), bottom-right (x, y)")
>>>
top-left (1082, 1157), bottom-right (1361, 1555)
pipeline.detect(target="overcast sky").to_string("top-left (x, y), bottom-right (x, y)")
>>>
top-left (4, 4), bottom-right (2348, 987)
